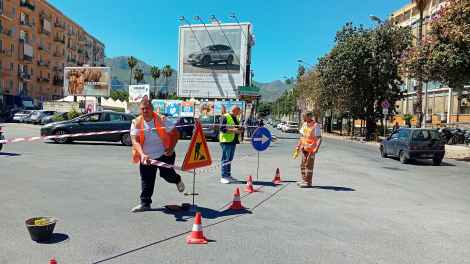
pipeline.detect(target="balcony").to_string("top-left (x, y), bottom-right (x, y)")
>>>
top-left (38, 45), bottom-right (49, 52)
top-left (20, 20), bottom-right (34, 28)
top-left (18, 71), bottom-right (32, 81)
top-left (0, 26), bottom-right (13, 37)
top-left (54, 37), bottom-right (65, 44)
top-left (39, 28), bottom-right (50, 36)
top-left (1, 48), bottom-right (13, 57)
top-left (37, 60), bottom-right (50, 67)
top-left (19, 1), bottom-right (35, 11)
top-left (54, 22), bottom-right (66, 30)
top-left (37, 77), bottom-right (50, 83)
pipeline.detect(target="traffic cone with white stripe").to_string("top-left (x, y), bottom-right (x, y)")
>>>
top-left (272, 168), bottom-right (282, 185)
top-left (244, 175), bottom-right (255, 193)
top-left (49, 258), bottom-right (57, 264)
top-left (229, 187), bottom-right (244, 210)
top-left (186, 212), bottom-right (208, 244)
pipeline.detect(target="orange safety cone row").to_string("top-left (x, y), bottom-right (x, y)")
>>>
top-left (229, 187), bottom-right (245, 210)
top-left (272, 168), bottom-right (282, 185)
top-left (49, 258), bottom-right (57, 264)
top-left (244, 175), bottom-right (255, 193)
top-left (186, 212), bottom-right (208, 244)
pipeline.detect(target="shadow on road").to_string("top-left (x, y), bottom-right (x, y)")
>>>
top-left (152, 205), bottom-right (251, 222)
top-left (36, 233), bottom-right (69, 244)
top-left (311, 186), bottom-right (356, 191)
top-left (0, 152), bottom-right (21, 157)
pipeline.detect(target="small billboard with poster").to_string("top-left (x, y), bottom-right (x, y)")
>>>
top-left (64, 67), bottom-right (111, 97)
top-left (129, 85), bottom-right (150, 103)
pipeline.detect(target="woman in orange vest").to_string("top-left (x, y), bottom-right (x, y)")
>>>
top-left (296, 112), bottom-right (322, 188)
top-left (130, 97), bottom-right (185, 213)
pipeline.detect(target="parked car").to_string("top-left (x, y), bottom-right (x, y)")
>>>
top-left (40, 111), bottom-right (135, 146)
top-left (200, 115), bottom-right (222, 141)
top-left (30, 110), bottom-right (56, 124)
top-left (187, 44), bottom-right (235, 66)
top-left (277, 121), bottom-right (286, 130)
top-left (167, 116), bottom-right (195, 139)
top-left (12, 110), bottom-right (33, 122)
top-left (22, 111), bottom-right (37, 123)
top-left (41, 112), bottom-right (68, 125)
top-left (283, 121), bottom-right (299, 133)
top-left (380, 128), bottom-right (445, 165)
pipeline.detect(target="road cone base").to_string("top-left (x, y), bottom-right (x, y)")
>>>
top-left (244, 187), bottom-right (255, 193)
top-left (230, 203), bottom-right (244, 210)
top-left (187, 236), bottom-right (208, 244)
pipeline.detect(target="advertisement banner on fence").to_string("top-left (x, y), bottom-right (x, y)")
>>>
top-left (151, 99), bottom-right (166, 114)
top-left (165, 100), bottom-right (182, 117)
top-left (214, 101), bottom-right (245, 115)
top-left (64, 67), bottom-right (111, 97)
top-left (181, 101), bottom-right (195, 117)
top-left (129, 85), bottom-right (150, 103)
top-left (198, 101), bottom-right (215, 117)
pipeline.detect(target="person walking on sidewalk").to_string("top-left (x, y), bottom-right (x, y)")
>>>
top-left (219, 106), bottom-right (243, 184)
top-left (296, 112), bottom-right (322, 188)
top-left (130, 98), bottom-right (185, 212)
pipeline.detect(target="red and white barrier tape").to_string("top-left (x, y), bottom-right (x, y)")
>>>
top-left (0, 124), bottom-right (266, 145)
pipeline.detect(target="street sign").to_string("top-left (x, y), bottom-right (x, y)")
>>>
top-left (181, 120), bottom-right (212, 171)
top-left (251, 127), bottom-right (272, 152)
top-left (238, 86), bottom-right (260, 96)
top-left (381, 100), bottom-right (390, 109)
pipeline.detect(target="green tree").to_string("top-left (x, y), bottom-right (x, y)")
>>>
top-left (150, 66), bottom-right (161, 99)
top-left (110, 90), bottom-right (129, 102)
top-left (127, 56), bottom-right (138, 85)
top-left (134, 68), bottom-right (144, 84)
top-left (161, 65), bottom-right (173, 98)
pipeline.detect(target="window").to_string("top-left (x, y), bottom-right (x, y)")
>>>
top-left (398, 129), bottom-right (409, 140)
top-left (412, 130), bottom-right (440, 142)
top-left (81, 113), bottom-right (101, 122)
top-left (9, 62), bottom-right (13, 72)
top-left (109, 113), bottom-right (125, 122)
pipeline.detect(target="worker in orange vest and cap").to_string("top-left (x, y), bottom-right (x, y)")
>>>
top-left (296, 112), bottom-right (322, 188)
top-left (130, 97), bottom-right (185, 212)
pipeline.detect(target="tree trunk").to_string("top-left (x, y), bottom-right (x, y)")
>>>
top-left (415, 10), bottom-right (425, 128)
top-left (366, 117), bottom-right (377, 141)
top-left (129, 68), bottom-right (133, 86)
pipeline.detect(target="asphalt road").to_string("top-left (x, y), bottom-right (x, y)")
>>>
top-left (1, 123), bottom-right (469, 264)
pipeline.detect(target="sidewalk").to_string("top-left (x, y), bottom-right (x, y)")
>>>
top-left (322, 132), bottom-right (470, 160)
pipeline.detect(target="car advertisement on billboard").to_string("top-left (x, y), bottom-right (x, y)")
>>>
top-left (178, 23), bottom-right (251, 99)
top-left (129, 84), bottom-right (150, 103)
top-left (64, 67), bottom-right (111, 97)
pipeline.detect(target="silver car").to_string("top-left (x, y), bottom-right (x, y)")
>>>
top-left (187, 45), bottom-right (235, 66)
top-left (13, 110), bottom-right (33, 122)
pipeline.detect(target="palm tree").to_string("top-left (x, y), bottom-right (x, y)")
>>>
top-left (161, 65), bottom-right (173, 99)
top-left (150, 66), bottom-right (161, 99)
top-left (133, 68), bottom-right (144, 84)
top-left (412, 0), bottom-right (430, 128)
top-left (127, 56), bottom-right (138, 85)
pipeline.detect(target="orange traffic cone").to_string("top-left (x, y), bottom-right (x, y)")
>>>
top-left (49, 258), bottom-right (57, 264)
top-left (229, 187), bottom-right (245, 210)
top-left (244, 175), bottom-right (255, 193)
top-left (272, 168), bottom-right (282, 185)
top-left (186, 212), bottom-right (208, 244)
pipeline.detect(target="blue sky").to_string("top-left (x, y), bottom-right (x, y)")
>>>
top-left (49, 0), bottom-right (410, 83)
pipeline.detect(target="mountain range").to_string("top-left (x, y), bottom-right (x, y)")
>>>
top-left (105, 56), bottom-right (288, 101)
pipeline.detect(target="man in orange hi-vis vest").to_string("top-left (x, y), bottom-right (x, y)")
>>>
top-left (130, 97), bottom-right (185, 213)
top-left (296, 112), bottom-right (322, 188)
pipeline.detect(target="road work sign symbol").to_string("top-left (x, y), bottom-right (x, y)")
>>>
top-left (182, 120), bottom-right (212, 171)
top-left (251, 127), bottom-right (272, 152)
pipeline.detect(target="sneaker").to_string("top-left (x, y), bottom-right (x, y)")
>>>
top-left (131, 204), bottom-right (151, 213)
top-left (220, 177), bottom-right (231, 184)
top-left (227, 176), bottom-right (238, 183)
top-left (176, 180), bottom-right (185, 193)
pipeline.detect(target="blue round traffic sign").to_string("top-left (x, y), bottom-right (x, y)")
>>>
top-left (251, 127), bottom-right (272, 152)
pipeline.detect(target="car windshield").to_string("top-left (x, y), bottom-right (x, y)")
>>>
top-left (200, 116), bottom-right (215, 124)
top-left (411, 130), bottom-right (440, 142)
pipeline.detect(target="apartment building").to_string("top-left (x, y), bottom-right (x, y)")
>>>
top-left (391, 0), bottom-right (470, 124)
top-left (0, 0), bottom-right (105, 106)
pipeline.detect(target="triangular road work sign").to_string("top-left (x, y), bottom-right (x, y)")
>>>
top-left (182, 120), bottom-right (212, 171)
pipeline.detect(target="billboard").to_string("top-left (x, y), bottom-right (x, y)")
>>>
top-left (151, 99), bottom-right (166, 114)
top-left (178, 23), bottom-right (251, 99)
top-left (181, 101), bottom-right (195, 117)
top-left (165, 100), bottom-right (182, 117)
top-left (64, 67), bottom-right (111, 97)
top-left (214, 101), bottom-right (245, 115)
top-left (129, 84), bottom-right (150, 103)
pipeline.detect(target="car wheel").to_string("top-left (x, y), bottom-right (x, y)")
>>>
top-left (121, 133), bottom-right (132, 146)
top-left (53, 129), bottom-right (70, 144)
top-left (399, 151), bottom-right (408, 164)
top-left (432, 157), bottom-right (443, 166)
top-left (380, 146), bottom-right (387, 158)
top-left (226, 55), bottom-right (233, 65)
top-left (202, 56), bottom-right (211, 66)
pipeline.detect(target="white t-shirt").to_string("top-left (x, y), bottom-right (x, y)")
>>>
top-left (130, 118), bottom-right (176, 159)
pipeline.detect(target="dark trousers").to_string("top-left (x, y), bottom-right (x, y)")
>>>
top-left (139, 153), bottom-right (181, 206)
top-left (221, 142), bottom-right (237, 178)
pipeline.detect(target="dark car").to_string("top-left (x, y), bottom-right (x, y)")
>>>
top-left (41, 112), bottom-right (68, 125)
top-left (176, 117), bottom-right (195, 139)
top-left (380, 128), bottom-right (445, 165)
top-left (187, 45), bottom-right (235, 66)
top-left (40, 111), bottom-right (135, 146)
top-left (200, 115), bottom-right (221, 141)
